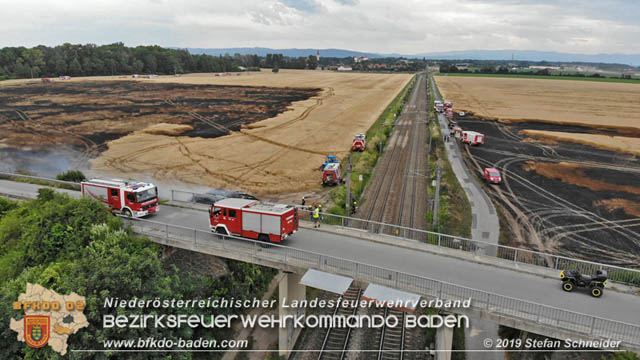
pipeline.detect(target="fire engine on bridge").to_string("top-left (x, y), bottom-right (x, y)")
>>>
top-left (209, 198), bottom-right (298, 243)
top-left (81, 179), bottom-right (159, 218)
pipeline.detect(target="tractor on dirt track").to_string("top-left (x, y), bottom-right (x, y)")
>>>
top-left (560, 269), bottom-right (608, 297)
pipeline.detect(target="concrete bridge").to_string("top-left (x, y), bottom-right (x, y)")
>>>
top-left (1, 177), bottom-right (639, 357)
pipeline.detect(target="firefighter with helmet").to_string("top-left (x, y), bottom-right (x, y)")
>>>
top-left (351, 200), bottom-right (358, 215)
top-left (313, 205), bottom-right (321, 228)
top-left (301, 196), bottom-right (306, 206)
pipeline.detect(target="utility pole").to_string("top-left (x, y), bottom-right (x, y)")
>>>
top-left (432, 159), bottom-right (443, 230)
top-left (345, 153), bottom-right (352, 217)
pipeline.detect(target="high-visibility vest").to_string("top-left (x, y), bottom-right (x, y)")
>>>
top-left (313, 208), bottom-right (320, 218)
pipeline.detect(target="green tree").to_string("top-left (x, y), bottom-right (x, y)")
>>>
top-left (68, 58), bottom-right (82, 76)
top-left (603, 352), bottom-right (640, 360)
top-left (22, 49), bottom-right (44, 78)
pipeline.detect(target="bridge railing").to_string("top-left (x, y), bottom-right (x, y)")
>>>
top-left (0, 171), bottom-right (80, 190)
top-left (168, 189), bottom-right (640, 286)
top-left (120, 216), bottom-right (640, 348)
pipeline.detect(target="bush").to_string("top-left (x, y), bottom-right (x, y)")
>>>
top-left (56, 170), bottom-right (86, 183)
top-left (0, 198), bottom-right (17, 219)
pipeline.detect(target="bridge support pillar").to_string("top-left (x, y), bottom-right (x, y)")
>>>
top-left (278, 272), bottom-right (306, 358)
top-left (435, 326), bottom-right (454, 360)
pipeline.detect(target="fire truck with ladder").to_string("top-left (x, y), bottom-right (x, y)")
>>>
top-left (81, 179), bottom-right (159, 217)
top-left (352, 133), bottom-right (366, 152)
top-left (209, 198), bottom-right (298, 243)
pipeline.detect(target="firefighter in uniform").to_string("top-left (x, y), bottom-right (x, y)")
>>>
top-left (351, 200), bottom-right (358, 215)
top-left (301, 196), bottom-right (306, 206)
top-left (313, 206), bottom-right (320, 228)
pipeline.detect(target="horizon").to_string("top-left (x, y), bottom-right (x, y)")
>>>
top-left (2, 1), bottom-right (638, 56)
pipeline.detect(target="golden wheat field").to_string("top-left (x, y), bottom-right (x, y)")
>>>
top-left (435, 76), bottom-right (640, 153)
top-left (86, 70), bottom-right (412, 195)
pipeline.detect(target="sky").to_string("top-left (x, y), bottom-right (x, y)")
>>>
top-left (0, 0), bottom-right (639, 55)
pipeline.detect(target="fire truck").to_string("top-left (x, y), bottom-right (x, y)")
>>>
top-left (461, 131), bottom-right (485, 145)
top-left (446, 107), bottom-right (454, 120)
top-left (352, 133), bottom-right (366, 152)
top-left (322, 162), bottom-right (343, 186)
top-left (81, 179), bottom-right (159, 217)
top-left (209, 198), bottom-right (298, 243)
top-left (444, 101), bottom-right (453, 110)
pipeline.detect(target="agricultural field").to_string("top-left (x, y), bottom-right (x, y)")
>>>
top-left (435, 75), bottom-right (640, 154)
top-left (0, 70), bottom-right (411, 195)
top-left (437, 77), bottom-right (640, 266)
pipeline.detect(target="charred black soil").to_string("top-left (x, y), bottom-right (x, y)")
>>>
top-left (453, 115), bottom-right (640, 266)
top-left (0, 80), bottom-right (319, 173)
top-left (0, 81), bottom-right (321, 174)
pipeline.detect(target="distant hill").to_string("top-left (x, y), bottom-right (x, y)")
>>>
top-left (183, 47), bottom-right (383, 58)
top-left (411, 50), bottom-right (640, 66)
top-left (180, 47), bottom-right (640, 66)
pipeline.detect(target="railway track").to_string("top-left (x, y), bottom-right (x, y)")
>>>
top-left (317, 286), bottom-right (362, 360)
top-left (357, 73), bottom-right (428, 236)
top-left (376, 308), bottom-right (406, 360)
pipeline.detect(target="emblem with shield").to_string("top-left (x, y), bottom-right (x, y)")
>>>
top-left (24, 316), bottom-right (50, 348)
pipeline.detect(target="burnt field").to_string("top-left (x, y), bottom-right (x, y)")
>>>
top-left (0, 81), bottom-right (319, 171)
top-left (453, 115), bottom-right (640, 266)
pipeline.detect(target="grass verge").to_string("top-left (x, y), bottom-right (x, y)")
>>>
top-left (426, 75), bottom-right (472, 238)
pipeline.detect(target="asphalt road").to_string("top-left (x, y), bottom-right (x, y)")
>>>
top-left (1, 180), bottom-right (639, 330)
top-left (431, 76), bottom-right (500, 252)
top-left (431, 75), bottom-right (503, 358)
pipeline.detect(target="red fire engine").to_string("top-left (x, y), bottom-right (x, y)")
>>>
top-left (209, 198), bottom-right (298, 243)
top-left (446, 107), bottom-right (454, 120)
top-left (322, 162), bottom-right (343, 186)
top-left (461, 131), bottom-right (485, 145)
top-left (81, 179), bottom-right (159, 218)
top-left (352, 133), bottom-right (366, 152)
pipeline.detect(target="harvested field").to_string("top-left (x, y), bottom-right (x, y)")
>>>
top-left (521, 130), bottom-right (640, 155)
top-left (451, 115), bottom-right (640, 266)
top-left (435, 76), bottom-right (640, 153)
top-left (0, 70), bottom-right (411, 195)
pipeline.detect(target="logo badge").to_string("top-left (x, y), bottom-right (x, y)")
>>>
top-left (24, 316), bottom-right (50, 348)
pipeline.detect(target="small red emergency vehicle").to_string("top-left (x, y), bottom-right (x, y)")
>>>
top-left (81, 179), bottom-right (159, 217)
top-left (209, 198), bottom-right (298, 243)
top-left (484, 168), bottom-right (502, 184)
top-left (352, 133), bottom-right (366, 152)
top-left (446, 107), bottom-right (454, 119)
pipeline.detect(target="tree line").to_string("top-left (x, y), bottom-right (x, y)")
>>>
top-left (0, 42), bottom-right (426, 80)
top-left (0, 43), bottom-right (240, 79)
